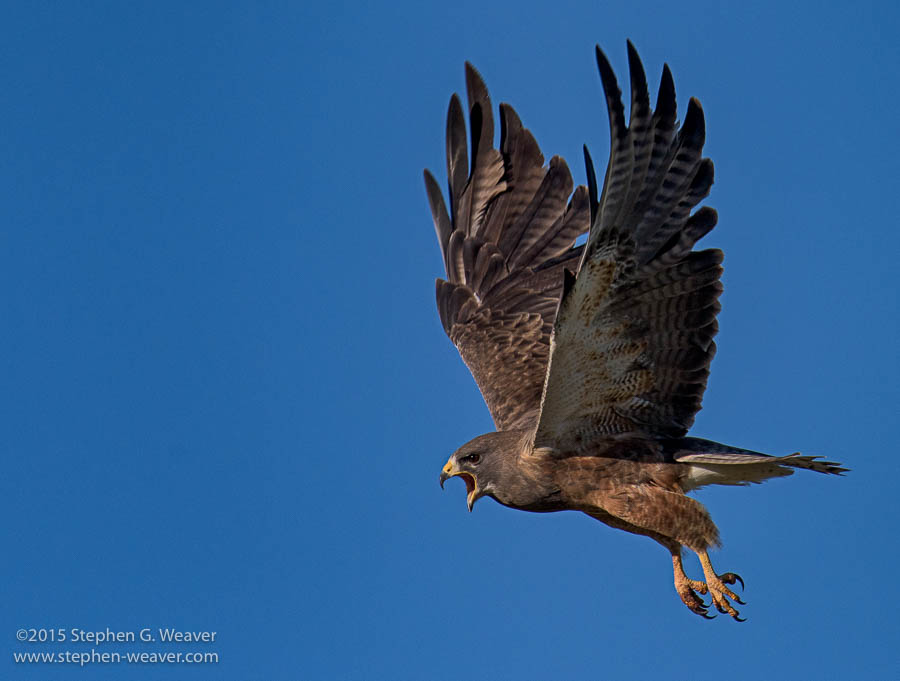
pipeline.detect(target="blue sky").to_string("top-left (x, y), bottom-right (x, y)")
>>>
top-left (2, 1), bottom-right (898, 679)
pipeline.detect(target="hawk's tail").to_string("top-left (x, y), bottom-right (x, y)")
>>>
top-left (669, 437), bottom-right (848, 491)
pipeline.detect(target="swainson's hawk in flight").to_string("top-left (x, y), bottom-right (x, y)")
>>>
top-left (426, 42), bottom-right (846, 620)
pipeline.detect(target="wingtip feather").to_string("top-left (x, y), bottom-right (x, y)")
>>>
top-left (682, 97), bottom-right (706, 146)
top-left (445, 93), bottom-right (468, 205)
top-left (583, 144), bottom-right (599, 223)
top-left (626, 40), bottom-right (649, 106)
top-left (595, 45), bottom-right (623, 117)
top-left (657, 64), bottom-right (676, 119)
top-left (465, 61), bottom-right (494, 163)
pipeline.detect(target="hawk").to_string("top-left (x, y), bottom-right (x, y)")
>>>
top-left (425, 42), bottom-right (846, 621)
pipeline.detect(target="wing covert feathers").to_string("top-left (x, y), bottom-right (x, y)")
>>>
top-left (534, 42), bottom-right (722, 450)
top-left (425, 63), bottom-right (590, 431)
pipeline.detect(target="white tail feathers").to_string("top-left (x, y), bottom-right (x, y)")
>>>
top-left (678, 451), bottom-right (847, 491)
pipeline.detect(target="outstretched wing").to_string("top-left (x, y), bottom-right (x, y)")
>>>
top-left (534, 42), bottom-right (721, 451)
top-left (425, 63), bottom-right (590, 431)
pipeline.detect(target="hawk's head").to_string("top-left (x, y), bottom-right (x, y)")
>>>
top-left (439, 431), bottom-right (530, 511)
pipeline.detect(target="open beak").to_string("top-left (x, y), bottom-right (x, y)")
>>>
top-left (439, 458), bottom-right (478, 512)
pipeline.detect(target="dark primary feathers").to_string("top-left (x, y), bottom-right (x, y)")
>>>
top-left (534, 43), bottom-right (721, 452)
top-left (424, 63), bottom-right (590, 431)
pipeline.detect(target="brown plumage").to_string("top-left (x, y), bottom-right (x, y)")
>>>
top-left (428, 42), bottom-right (846, 621)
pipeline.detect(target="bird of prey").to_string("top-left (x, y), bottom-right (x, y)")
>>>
top-left (425, 41), bottom-right (846, 621)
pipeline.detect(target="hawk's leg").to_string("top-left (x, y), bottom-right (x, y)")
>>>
top-left (669, 546), bottom-right (713, 618)
top-left (589, 484), bottom-right (747, 620)
top-left (696, 549), bottom-right (745, 621)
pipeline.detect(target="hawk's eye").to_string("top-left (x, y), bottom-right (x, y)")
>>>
top-left (462, 453), bottom-right (481, 465)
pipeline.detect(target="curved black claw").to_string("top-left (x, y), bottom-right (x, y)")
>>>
top-left (721, 572), bottom-right (745, 591)
top-left (679, 587), bottom-right (714, 619)
top-left (700, 611), bottom-right (716, 620)
top-left (733, 614), bottom-right (747, 623)
top-left (684, 595), bottom-right (711, 618)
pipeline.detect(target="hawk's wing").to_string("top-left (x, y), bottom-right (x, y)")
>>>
top-left (425, 63), bottom-right (590, 432)
top-left (534, 42), bottom-right (722, 451)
